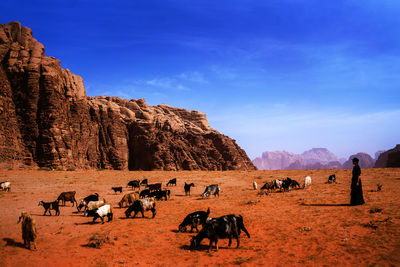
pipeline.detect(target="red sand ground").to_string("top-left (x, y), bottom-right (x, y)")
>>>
top-left (0, 168), bottom-right (399, 266)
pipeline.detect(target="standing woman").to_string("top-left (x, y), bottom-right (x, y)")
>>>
top-left (350, 157), bottom-right (365, 205)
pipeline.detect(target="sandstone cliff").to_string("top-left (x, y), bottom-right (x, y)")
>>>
top-left (374, 145), bottom-right (400, 168)
top-left (0, 22), bottom-right (255, 171)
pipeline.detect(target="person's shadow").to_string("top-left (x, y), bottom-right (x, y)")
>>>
top-left (301, 203), bottom-right (350, 207)
top-left (3, 238), bottom-right (25, 248)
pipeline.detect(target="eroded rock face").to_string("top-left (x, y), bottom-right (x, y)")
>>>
top-left (0, 22), bottom-right (255, 171)
top-left (374, 145), bottom-right (400, 168)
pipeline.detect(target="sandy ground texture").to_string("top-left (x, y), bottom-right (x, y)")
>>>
top-left (0, 168), bottom-right (399, 266)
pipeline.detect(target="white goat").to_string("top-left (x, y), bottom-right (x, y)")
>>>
top-left (86, 200), bottom-right (106, 211)
top-left (303, 176), bottom-right (312, 189)
top-left (274, 179), bottom-right (283, 190)
top-left (253, 181), bottom-right (258, 190)
top-left (0, 181), bottom-right (11, 191)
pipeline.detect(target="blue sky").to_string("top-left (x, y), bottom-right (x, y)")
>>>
top-left (1, 0), bottom-right (399, 159)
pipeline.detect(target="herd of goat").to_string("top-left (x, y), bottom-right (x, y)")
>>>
top-left (0, 174), bottom-right (338, 251)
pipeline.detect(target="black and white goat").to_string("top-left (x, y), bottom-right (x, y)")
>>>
top-left (202, 184), bottom-right (220, 198)
top-left (77, 193), bottom-right (99, 212)
top-left (328, 174), bottom-right (336, 183)
top-left (84, 204), bottom-right (113, 224)
top-left (125, 197), bottom-right (156, 218)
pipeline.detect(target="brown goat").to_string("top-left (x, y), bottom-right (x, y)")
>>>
top-left (57, 191), bottom-right (78, 206)
top-left (118, 192), bottom-right (139, 208)
top-left (17, 212), bottom-right (37, 250)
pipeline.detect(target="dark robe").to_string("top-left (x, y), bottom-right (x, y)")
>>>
top-left (350, 165), bottom-right (365, 205)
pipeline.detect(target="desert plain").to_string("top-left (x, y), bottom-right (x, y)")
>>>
top-left (0, 168), bottom-right (399, 266)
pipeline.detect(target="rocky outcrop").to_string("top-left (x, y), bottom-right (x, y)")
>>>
top-left (375, 150), bottom-right (385, 160)
top-left (0, 22), bottom-right (255, 170)
top-left (342, 153), bottom-right (375, 169)
top-left (374, 145), bottom-right (400, 168)
top-left (252, 148), bottom-right (340, 170)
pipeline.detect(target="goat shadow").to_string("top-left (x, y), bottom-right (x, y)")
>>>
top-left (74, 221), bottom-right (96, 225)
top-left (301, 203), bottom-right (350, 207)
top-left (3, 238), bottom-right (25, 249)
top-left (195, 197), bottom-right (218, 200)
top-left (121, 216), bottom-right (154, 220)
top-left (180, 244), bottom-right (231, 252)
top-left (171, 229), bottom-right (199, 235)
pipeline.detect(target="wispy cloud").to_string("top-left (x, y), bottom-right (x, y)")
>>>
top-left (178, 71), bottom-right (208, 83)
top-left (146, 78), bottom-right (190, 91)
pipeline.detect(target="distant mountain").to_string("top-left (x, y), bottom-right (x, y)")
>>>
top-left (342, 153), bottom-right (375, 169)
top-left (252, 148), bottom-right (340, 170)
top-left (374, 145), bottom-right (400, 168)
top-left (252, 151), bottom-right (301, 170)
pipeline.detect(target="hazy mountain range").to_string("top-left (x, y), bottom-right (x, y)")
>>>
top-left (252, 148), bottom-right (389, 170)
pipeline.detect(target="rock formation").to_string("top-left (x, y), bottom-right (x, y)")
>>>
top-left (252, 148), bottom-right (340, 170)
top-left (0, 22), bottom-right (255, 171)
top-left (374, 145), bottom-right (400, 168)
top-left (375, 150), bottom-right (385, 160)
top-left (342, 153), bottom-right (375, 169)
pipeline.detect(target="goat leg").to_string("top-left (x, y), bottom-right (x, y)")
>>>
top-left (208, 239), bottom-right (213, 252)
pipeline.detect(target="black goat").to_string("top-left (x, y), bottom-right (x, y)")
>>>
top-left (140, 179), bottom-right (148, 186)
top-left (184, 183), bottom-right (195, 196)
top-left (150, 189), bottom-right (170, 201)
top-left (38, 200), bottom-right (60, 216)
top-left (289, 178), bottom-right (301, 189)
top-left (281, 178), bottom-right (292, 192)
top-left (260, 181), bottom-right (275, 192)
top-left (127, 180), bottom-right (140, 191)
top-left (111, 186), bottom-right (123, 193)
top-left (179, 208), bottom-right (210, 232)
top-left (139, 189), bottom-right (151, 198)
top-left (190, 214), bottom-right (250, 251)
top-left (148, 183), bottom-right (162, 192)
top-left (77, 193), bottom-right (99, 212)
top-left (166, 178), bottom-right (177, 186)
